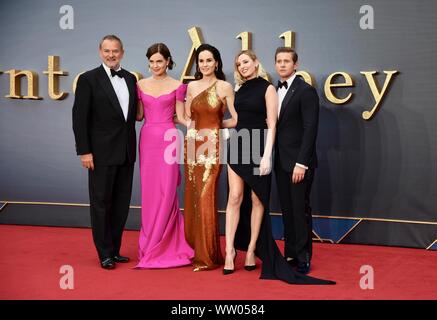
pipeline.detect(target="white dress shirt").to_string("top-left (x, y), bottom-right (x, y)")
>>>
top-left (102, 63), bottom-right (130, 121)
top-left (277, 73), bottom-right (296, 117)
top-left (277, 73), bottom-right (308, 170)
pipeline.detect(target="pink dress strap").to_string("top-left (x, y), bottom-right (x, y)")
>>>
top-left (136, 83), bottom-right (143, 101)
top-left (176, 83), bottom-right (188, 102)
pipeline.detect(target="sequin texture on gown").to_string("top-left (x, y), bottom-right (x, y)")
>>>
top-left (184, 82), bottom-right (225, 271)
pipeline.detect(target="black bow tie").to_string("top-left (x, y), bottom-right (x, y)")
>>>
top-left (277, 80), bottom-right (288, 89)
top-left (110, 69), bottom-right (124, 78)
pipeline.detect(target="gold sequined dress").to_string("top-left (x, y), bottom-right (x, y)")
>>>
top-left (184, 81), bottom-right (225, 271)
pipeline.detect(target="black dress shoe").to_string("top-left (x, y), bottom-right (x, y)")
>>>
top-left (100, 258), bottom-right (115, 269)
top-left (113, 255), bottom-right (130, 263)
top-left (286, 258), bottom-right (298, 267)
top-left (297, 261), bottom-right (311, 274)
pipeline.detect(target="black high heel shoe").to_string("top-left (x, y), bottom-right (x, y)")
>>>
top-left (244, 251), bottom-right (256, 271)
top-left (223, 249), bottom-right (237, 275)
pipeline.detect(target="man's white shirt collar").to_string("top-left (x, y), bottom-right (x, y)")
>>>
top-left (278, 73), bottom-right (298, 108)
top-left (102, 63), bottom-right (122, 78)
top-left (101, 63), bottom-right (129, 121)
top-left (282, 73), bottom-right (297, 90)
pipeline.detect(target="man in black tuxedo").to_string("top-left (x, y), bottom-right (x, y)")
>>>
top-left (274, 47), bottom-right (319, 274)
top-left (72, 35), bottom-right (137, 269)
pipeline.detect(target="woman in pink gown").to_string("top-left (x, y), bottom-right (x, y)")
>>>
top-left (135, 43), bottom-right (194, 268)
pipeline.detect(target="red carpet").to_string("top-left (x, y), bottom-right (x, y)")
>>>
top-left (0, 225), bottom-right (436, 300)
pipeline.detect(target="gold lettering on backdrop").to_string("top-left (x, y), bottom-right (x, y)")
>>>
top-left (5, 69), bottom-right (42, 99)
top-left (180, 27), bottom-right (204, 83)
top-left (1, 27), bottom-right (398, 121)
top-left (324, 72), bottom-right (354, 104)
top-left (361, 70), bottom-right (398, 120)
top-left (43, 55), bottom-right (68, 100)
top-left (236, 32), bottom-right (251, 50)
top-left (279, 31), bottom-right (295, 49)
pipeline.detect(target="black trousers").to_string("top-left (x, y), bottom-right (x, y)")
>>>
top-left (88, 161), bottom-right (134, 260)
top-left (275, 160), bottom-right (314, 263)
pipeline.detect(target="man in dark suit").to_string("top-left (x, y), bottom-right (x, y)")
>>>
top-left (274, 47), bottom-right (319, 274)
top-left (72, 35), bottom-right (137, 269)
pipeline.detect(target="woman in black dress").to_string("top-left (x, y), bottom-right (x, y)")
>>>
top-left (224, 50), bottom-right (334, 285)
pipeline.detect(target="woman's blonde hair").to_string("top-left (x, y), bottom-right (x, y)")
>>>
top-left (234, 50), bottom-right (270, 87)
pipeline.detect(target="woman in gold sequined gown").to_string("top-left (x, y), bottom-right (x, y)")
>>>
top-left (184, 44), bottom-right (237, 271)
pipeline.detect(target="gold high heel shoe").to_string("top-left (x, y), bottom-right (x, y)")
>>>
top-left (193, 265), bottom-right (209, 272)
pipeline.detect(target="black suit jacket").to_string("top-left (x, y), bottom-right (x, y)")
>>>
top-left (275, 76), bottom-right (320, 173)
top-left (72, 65), bottom-right (137, 165)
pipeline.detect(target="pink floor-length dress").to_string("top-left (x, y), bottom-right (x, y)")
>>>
top-left (135, 83), bottom-right (194, 268)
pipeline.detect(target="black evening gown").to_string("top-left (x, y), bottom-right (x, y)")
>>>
top-left (228, 77), bottom-right (335, 285)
